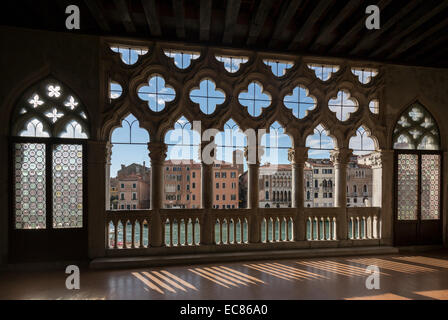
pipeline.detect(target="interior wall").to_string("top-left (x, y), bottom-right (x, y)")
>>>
top-left (383, 65), bottom-right (448, 246)
top-left (0, 27), bottom-right (100, 265)
top-left (0, 27), bottom-right (447, 265)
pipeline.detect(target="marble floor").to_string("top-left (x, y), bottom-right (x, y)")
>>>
top-left (1, 251), bottom-right (448, 300)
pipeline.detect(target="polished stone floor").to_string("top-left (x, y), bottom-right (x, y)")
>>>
top-left (1, 251), bottom-right (448, 300)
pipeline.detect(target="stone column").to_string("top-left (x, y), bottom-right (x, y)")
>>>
top-left (87, 140), bottom-right (108, 258)
top-left (200, 141), bottom-right (215, 245)
top-left (148, 141), bottom-right (167, 247)
top-left (330, 148), bottom-right (352, 240)
top-left (246, 145), bottom-right (262, 243)
top-left (376, 149), bottom-right (394, 245)
top-left (289, 146), bottom-right (308, 241)
top-left (105, 142), bottom-right (112, 210)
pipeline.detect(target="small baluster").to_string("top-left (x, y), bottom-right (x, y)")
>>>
top-left (114, 220), bottom-right (118, 249)
top-left (169, 219), bottom-right (173, 247)
top-left (131, 220), bottom-right (135, 249)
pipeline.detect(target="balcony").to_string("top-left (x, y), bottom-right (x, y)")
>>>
top-left (105, 206), bottom-right (382, 259)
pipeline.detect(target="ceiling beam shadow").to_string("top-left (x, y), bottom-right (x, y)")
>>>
top-left (246, 0), bottom-right (275, 46)
top-left (200, 0), bottom-right (212, 41)
top-left (269, 0), bottom-right (302, 48)
top-left (83, 0), bottom-right (111, 32)
top-left (370, 1), bottom-right (448, 58)
top-left (387, 18), bottom-right (448, 60)
top-left (349, 0), bottom-right (422, 55)
top-left (288, 0), bottom-right (334, 50)
top-left (113, 0), bottom-right (137, 33)
top-left (330, 0), bottom-right (393, 55)
top-left (173, 0), bottom-right (186, 39)
top-left (223, 0), bottom-right (241, 44)
top-left (310, 0), bottom-right (360, 52)
top-left (141, 0), bottom-right (162, 37)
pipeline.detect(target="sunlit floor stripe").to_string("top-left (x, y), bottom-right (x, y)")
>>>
top-left (414, 290), bottom-right (448, 300)
top-left (160, 270), bottom-right (198, 291)
top-left (267, 262), bottom-right (328, 280)
top-left (193, 268), bottom-right (240, 287)
top-left (203, 267), bottom-right (249, 286)
top-left (258, 263), bottom-right (311, 280)
top-left (132, 272), bottom-right (164, 294)
top-left (248, 264), bottom-right (303, 280)
top-left (189, 269), bottom-right (231, 288)
top-left (395, 256), bottom-right (448, 269)
top-left (296, 261), bottom-right (362, 277)
top-left (347, 258), bottom-right (436, 274)
top-left (244, 264), bottom-right (294, 281)
top-left (142, 272), bottom-right (176, 293)
top-left (210, 267), bottom-right (258, 285)
top-left (318, 260), bottom-right (389, 276)
top-left (151, 271), bottom-right (187, 292)
top-left (216, 266), bottom-right (266, 284)
top-left (346, 293), bottom-right (411, 300)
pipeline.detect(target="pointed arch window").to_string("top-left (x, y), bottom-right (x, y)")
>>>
top-left (164, 116), bottom-right (201, 209)
top-left (11, 78), bottom-right (90, 230)
top-left (109, 114), bottom-right (150, 211)
top-left (349, 126), bottom-right (376, 155)
top-left (393, 103), bottom-right (440, 150)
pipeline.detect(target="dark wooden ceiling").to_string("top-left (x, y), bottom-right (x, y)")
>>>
top-left (2, 0), bottom-right (448, 68)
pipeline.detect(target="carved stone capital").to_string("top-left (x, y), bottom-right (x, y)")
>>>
top-left (370, 149), bottom-right (394, 168)
top-left (330, 148), bottom-right (353, 165)
top-left (147, 141), bottom-right (167, 163)
top-left (288, 147), bottom-right (309, 165)
top-left (244, 145), bottom-right (264, 164)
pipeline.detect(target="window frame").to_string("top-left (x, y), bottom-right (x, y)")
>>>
top-left (9, 136), bottom-right (88, 232)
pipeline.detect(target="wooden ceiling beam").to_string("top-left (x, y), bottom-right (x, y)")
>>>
top-left (200, 0), bottom-right (212, 41)
top-left (113, 0), bottom-right (136, 33)
top-left (269, 0), bottom-right (302, 48)
top-left (246, 0), bottom-right (275, 46)
top-left (288, 0), bottom-right (334, 50)
top-left (350, 0), bottom-right (421, 55)
top-left (330, 0), bottom-right (392, 54)
top-left (83, 0), bottom-right (110, 32)
top-left (310, 0), bottom-right (360, 52)
top-left (141, 0), bottom-right (162, 37)
top-left (406, 33), bottom-right (448, 62)
top-left (386, 18), bottom-right (448, 60)
top-left (222, 0), bottom-right (241, 44)
top-left (173, 0), bottom-right (186, 39)
top-left (370, 1), bottom-right (448, 58)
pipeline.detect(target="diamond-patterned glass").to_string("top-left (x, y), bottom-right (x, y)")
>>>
top-left (53, 144), bottom-right (83, 228)
top-left (397, 154), bottom-right (418, 220)
top-left (421, 154), bottom-right (440, 220)
top-left (14, 143), bottom-right (46, 229)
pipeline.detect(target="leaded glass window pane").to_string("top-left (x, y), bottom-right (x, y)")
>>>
top-left (397, 154), bottom-right (418, 220)
top-left (421, 154), bottom-right (440, 220)
top-left (14, 143), bottom-right (46, 229)
top-left (393, 103), bottom-right (439, 150)
top-left (53, 144), bottom-right (83, 228)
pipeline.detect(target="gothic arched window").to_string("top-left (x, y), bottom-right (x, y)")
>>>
top-left (11, 78), bottom-right (89, 230)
